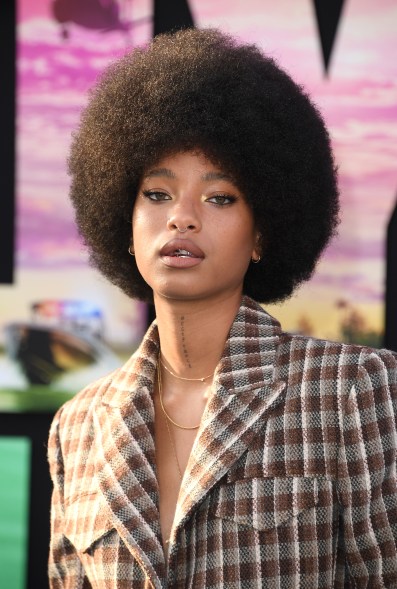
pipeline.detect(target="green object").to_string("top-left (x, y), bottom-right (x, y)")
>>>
top-left (0, 437), bottom-right (31, 589)
top-left (0, 386), bottom-right (74, 413)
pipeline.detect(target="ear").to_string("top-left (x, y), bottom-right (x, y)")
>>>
top-left (251, 231), bottom-right (263, 263)
top-left (128, 237), bottom-right (135, 256)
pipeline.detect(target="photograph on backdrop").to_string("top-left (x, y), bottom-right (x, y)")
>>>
top-left (0, 2), bottom-right (395, 407)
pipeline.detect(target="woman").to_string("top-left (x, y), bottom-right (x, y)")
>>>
top-left (48, 28), bottom-right (397, 588)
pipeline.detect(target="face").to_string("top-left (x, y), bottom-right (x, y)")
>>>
top-left (132, 150), bottom-right (261, 304)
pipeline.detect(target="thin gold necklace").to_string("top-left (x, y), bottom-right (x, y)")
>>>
top-left (160, 356), bottom-right (214, 382)
top-left (160, 415), bottom-right (182, 549)
top-left (157, 360), bottom-right (201, 430)
top-left (162, 412), bottom-right (183, 480)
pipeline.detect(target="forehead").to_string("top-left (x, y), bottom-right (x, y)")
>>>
top-left (141, 150), bottom-right (237, 184)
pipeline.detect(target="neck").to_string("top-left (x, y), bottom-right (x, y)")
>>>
top-left (154, 291), bottom-right (243, 380)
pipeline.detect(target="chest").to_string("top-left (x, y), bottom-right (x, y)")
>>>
top-left (153, 393), bottom-right (203, 551)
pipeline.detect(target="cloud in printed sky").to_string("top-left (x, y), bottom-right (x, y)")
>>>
top-left (16, 8), bottom-right (153, 272)
top-left (16, 199), bottom-right (86, 268)
top-left (313, 272), bottom-right (384, 303)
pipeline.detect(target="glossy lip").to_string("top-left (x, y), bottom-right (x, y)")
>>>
top-left (160, 238), bottom-right (205, 269)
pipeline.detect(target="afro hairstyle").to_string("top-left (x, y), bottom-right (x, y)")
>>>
top-left (68, 27), bottom-right (339, 303)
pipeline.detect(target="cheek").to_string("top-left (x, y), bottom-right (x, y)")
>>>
top-left (131, 213), bottom-right (149, 264)
top-left (132, 202), bottom-right (144, 228)
top-left (132, 209), bottom-right (153, 243)
top-left (230, 218), bottom-right (257, 253)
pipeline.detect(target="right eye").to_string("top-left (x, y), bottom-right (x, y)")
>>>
top-left (142, 190), bottom-right (171, 202)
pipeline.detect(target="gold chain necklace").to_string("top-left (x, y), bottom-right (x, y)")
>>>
top-left (157, 360), bottom-right (201, 430)
top-left (160, 356), bottom-right (214, 382)
top-left (161, 415), bottom-right (181, 549)
top-left (162, 412), bottom-right (183, 480)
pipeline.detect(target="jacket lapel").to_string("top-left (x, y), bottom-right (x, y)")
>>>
top-left (94, 328), bottom-right (167, 588)
top-left (92, 296), bottom-right (286, 583)
top-left (170, 297), bottom-right (287, 546)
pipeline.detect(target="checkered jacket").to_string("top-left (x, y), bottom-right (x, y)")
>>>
top-left (48, 296), bottom-right (397, 588)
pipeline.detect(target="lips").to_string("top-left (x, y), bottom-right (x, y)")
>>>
top-left (160, 239), bottom-right (205, 259)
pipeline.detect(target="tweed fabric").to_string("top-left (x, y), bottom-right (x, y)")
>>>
top-left (48, 296), bottom-right (397, 588)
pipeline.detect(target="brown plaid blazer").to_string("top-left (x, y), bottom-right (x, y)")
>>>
top-left (48, 296), bottom-right (397, 588)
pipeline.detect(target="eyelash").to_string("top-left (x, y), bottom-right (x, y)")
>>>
top-left (206, 194), bottom-right (237, 206)
top-left (142, 190), bottom-right (237, 206)
top-left (142, 190), bottom-right (171, 201)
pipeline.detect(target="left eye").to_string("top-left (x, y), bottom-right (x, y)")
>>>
top-left (206, 194), bottom-right (236, 205)
top-left (142, 190), bottom-right (171, 201)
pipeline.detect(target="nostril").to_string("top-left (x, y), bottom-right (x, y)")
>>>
top-left (167, 216), bottom-right (200, 232)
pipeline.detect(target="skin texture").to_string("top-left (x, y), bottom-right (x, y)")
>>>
top-left (132, 150), bottom-right (260, 309)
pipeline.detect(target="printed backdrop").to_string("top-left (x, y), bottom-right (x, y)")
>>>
top-left (0, 0), bottom-right (396, 411)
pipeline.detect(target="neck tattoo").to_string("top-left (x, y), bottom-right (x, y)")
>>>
top-left (180, 315), bottom-right (192, 369)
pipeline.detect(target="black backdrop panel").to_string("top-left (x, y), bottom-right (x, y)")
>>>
top-left (0, 1), bottom-right (16, 284)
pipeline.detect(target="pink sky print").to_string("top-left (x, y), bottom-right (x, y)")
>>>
top-left (13, 0), bottom-right (397, 339)
top-left (17, 0), bottom-right (152, 269)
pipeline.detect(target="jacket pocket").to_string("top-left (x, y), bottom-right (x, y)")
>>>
top-left (214, 476), bottom-right (319, 531)
top-left (64, 491), bottom-right (114, 553)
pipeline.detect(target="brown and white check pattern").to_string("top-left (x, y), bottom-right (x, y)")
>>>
top-left (48, 296), bottom-right (397, 588)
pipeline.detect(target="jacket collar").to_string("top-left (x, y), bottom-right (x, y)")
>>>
top-left (95, 296), bottom-right (286, 585)
top-left (215, 295), bottom-right (281, 393)
top-left (102, 295), bottom-right (282, 408)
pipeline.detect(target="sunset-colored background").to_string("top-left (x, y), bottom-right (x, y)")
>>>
top-left (1, 0), bottom-right (396, 396)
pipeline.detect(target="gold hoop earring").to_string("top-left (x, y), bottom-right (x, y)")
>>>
top-left (251, 256), bottom-right (261, 264)
top-left (128, 246), bottom-right (135, 256)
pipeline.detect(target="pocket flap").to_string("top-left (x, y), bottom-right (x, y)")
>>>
top-left (215, 477), bottom-right (319, 531)
top-left (64, 492), bottom-right (114, 552)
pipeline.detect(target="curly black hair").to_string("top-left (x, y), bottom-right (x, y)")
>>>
top-left (69, 27), bottom-right (339, 303)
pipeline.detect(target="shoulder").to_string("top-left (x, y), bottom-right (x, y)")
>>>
top-left (47, 370), bottom-right (114, 471)
top-left (356, 345), bottom-right (397, 375)
top-left (243, 298), bottom-right (397, 389)
top-left (53, 367), bottom-right (116, 428)
top-left (276, 329), bottom-right (397, 390)
top-left (48, 350), bottom-right (140, 454)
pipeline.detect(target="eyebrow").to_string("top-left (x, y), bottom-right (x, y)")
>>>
top-left (143, 168), bottom-right (235, 183)
top-left (143, 168), bottom-right (176, 179)
top-left (202, 171), bottom-right (234, 182)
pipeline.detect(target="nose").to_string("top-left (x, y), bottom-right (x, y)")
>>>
top-left (166, 199), bottom-right (201, 233)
